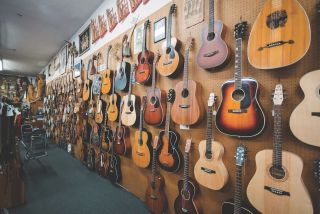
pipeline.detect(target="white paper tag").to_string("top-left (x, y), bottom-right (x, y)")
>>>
top-left (180, 124), bottom-right (189, 130)
top-left (98, 64), bottom-right (106, 72)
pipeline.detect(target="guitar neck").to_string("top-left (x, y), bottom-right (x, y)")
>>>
top-left (234, 165), bottom-right (243, 214)
top-left (182, 48), bottom-right (190, 89)
top-left (273, 104), bottom-right (283, 168)
top-left (208, 0), bottom-right (215, 33)
top-left (166, 12), bottom-right (172, 47)
top-left (139, 108), bottom-right (144, 139)
top-left (142, 25), bottom-right (147, 53)
top-left (128, 72), bottom-right (133, 102)
top-left (151, 147), bottom-right (157, 186)
top-left (183, 150), bottom-right (189, 192)
top-left (234, 38), bottom-right (242, 90)
top-left (106, 49), bottom-right (111, 69)
top-left (206, 106), bottom-right (213, 154)
top-left (164, 102), bottom-right (172, 137)
top-left (151, 61), bottom-right (156, 90)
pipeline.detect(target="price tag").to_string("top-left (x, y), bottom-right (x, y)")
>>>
top-left (180, 124), bottom-right (189, 130)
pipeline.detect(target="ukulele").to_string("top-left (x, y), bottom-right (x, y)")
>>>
top-left (158, 89), bottom-right (182, 173)
top-left (174, 139), bottom-right (202, 214)
top-left (289, 69), bottom-right (320, 147)
top-left (106, 133), bottom-right (122, 183)
top-left (132, 97), bottom-right (152, 168)
top-left (314, 159), bottom-right (320, 214)
top-left (157, 4), bottom-right (183, 77)
top-left (107, 71), bottom-right (121, 122)
top-left (171, 37), bottom-right (204, 126)
top-left (215, 21), bottom-right (265, 138)
top-left (115, 36), bottom-right (131, 91)
top-left (222, 145), bottom-right (253, 214)
top-left (82, 61), bottom-right (92, 101)
top-left (197, 0), bottom-right (230, 70)
top-left (113, 103), bottom-right (131, 156)
top-left (145, 136), bottom-right (168, 214)
top-left (247, 84), bottom-right (313, 214)
top-left (120, 64), bottom-right (139, 127)
top-left (135, 20), bottom-right (154, 84)
top-left (194, 93), bottom-right (229, 190)
top-left (101, 45), bottom-right (113, 94)
top-left (144, 52), bottom-right (167, 126)
top-left (247, 0), bottom-right (311, 69)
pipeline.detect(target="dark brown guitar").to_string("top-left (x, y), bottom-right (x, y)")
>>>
top-left (90, 54), bottom-right (97, 75)
top-left (113, 104), bottom-right (131, 156)
top-left (145, 136), bottom-right (168, 214)
top-left (106, 134), bottom-right (122, 183)
top-left (136, 20), bottom-right (154, 85)
top-left (174, 139), bottom-right (202, 214)
top-left (144, 52), bottom-right (167, 126)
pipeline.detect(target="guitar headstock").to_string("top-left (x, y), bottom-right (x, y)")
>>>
top-left (234, 21), bottom-right (248, 40)
top-left (314, 159), bottom-right (320, 188)
top-left (235, 145), bottom-right (247, 166)
top-left (207, 92), bottom-right (216, 107)
top-left (168, 89), bottom-right (176, 104)
top-left (185, 139), bottom-right (192, 153)
top-left (152, 136), bottom-right (159, 150)
top-left (186, 37), bottom-right (194, 51)
top-left (273, 84), bottom-right (284, 106)
top-left (144, 20), bottom-right (150, 29)
top-left (169, 3), bottom-right (177, 16)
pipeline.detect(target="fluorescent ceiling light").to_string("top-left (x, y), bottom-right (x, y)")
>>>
top-left (0, 58), bottom-right (2, 71)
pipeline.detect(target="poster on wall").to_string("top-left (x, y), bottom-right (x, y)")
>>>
top-left (117, 0), bottom-right (130, 22)
top-left (106, 8), bottom-right (118, 32)
top-left (183, 0), bottom-right (204, 28)
top-left (91, 18), bottom-right (100, 44)
top-left (133, 24), bottom-right (144, 54)
top-left (98, 14), bottom-right (108, 38)
top-left (154, 17), bottom-right (166, 43)
top-left (79, 25), bottom-right (90, 56)
top-left (129, 0), bottom-right (142, 13)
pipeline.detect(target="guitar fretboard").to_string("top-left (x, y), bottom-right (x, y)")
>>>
top-left (206, 106), bottom-right (213, 155)
top-left (208, 0), bottom-right (215, 33)
top-left (273, 105), bottom-right (283, 168)
top-left (234, 165), bottom-right (243, 214)
top-left (234, 38), bottom-right (242, 90)
top-left (164, 102), bottom-right (172, 137)
top-left (151, 147), bottom-right (157, 187)
top-left (183, 48), bottom-right (190, 90)
top-left (183, 150), bottom-right (189, 192)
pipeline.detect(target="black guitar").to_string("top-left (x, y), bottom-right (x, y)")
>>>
top-left (106, 133), bottom-right (122, 183)
top-left (222, 145), bottom-right (253, 214)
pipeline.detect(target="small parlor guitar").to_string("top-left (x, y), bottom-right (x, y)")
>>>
top-left (132, 97), bottom-right (152, 168)
top-left (121, 64), bottom-right (139, 127)
top-left (289, 69), bottom-right (320, 147)
top-left (115, 36), bottom-right (131, 91)
top-left (158, 89), bottom-right (182, 173)
top-left (174, 139), bottom-right (202, 214)
top-left (197, 0), bottom-right (230, 70)
top-left (101, 45), bottom-right (113, 94)
top-left (247, 0), bottom-right (311, 69)
top-left (107, 71), bottom-right (121, 122)
top-left (135, 20), bottom-right (154, 84)
top-left (171, 37), bottom-right (204, 126)
top-left (106, 133), bottom-right (122, 183)
top-left (157, 4), bottom-right (183, 77)
top-left (144, 52), bottom-right (167, 126)
top-left (215, 21), bottom-right (265, 137)
top-left (222, 145), bottom-right (253, 214)
top-left (145, 136), bottom-right (168, 214)
top-left (247, 84), bottom-right (313, 214)
top-left (194, 93), bottom-right (229, 190)
top-left (82, 61), bottom-right (92, 101)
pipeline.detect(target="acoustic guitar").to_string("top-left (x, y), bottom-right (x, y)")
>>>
top-left (197, 0), bottom-right (230, 70)
top-left (158, 89), bottom-right (182, 173)
top-left (123, 20), bottom-right (138, 58)
top-left (82, 61), bottom-right (92, 101)
top-left (107, 71), bottom-right (121, 122)
top-left (106, 133), bottom-right (122, 183)
top-left (145, 136), bottom-right (168, 214)
top-left (174, 139), bottom-right (202, 214)
top-left (171, 37), bottom-right (204, 126)
top-left (247, 0), bottom-right (311, 69)
top-left (222, 145), bottom-right (253, 214)
top-left (121, 64), bottom-right (139, 127)
top-left (90, 54), bottom-right (97, 75)
top-left (246, 84), bottom-right (313, 214)
top-left (157, 4), bottom-right (183, 77)
top-left (215, 21), bottom-right (265, 138)
top-left (95, 94), bottom-right (106, 124)
top-left (101, 45), bottom-right (113, 94)
top-left (115, 36), bottom-right (131, 91)
top-left (194, 93), bottom-right (229, 190)
top-left (100, 103), bottom-right (113, 152)
top-left (289, 69), bottom-right (320, 147)
top-left (132, 97), bottom-right (152, 168)
top-left (136, 20), bottom-right (154, 85)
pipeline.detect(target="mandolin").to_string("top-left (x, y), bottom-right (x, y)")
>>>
top-left (222, 145), bottom-right (253, 214)
top-left (101, 45), bottom-right (113, 95)
top-left (144, 52), bottom-right (167, 126)
top-left (82, 61), bottom-right (92, 101)
top-left (121, 64), bottom-right (139, 127)
top-left (113, 103), bottom-right (131, 156)
top-left (215, 21), bottom-right (265, 138)
top-left (197, 0), bottom-right (230, 70)
top-left (158, 89), bottom-right (182, 173)
top-left (115, 36), bottom-right (131, 92)
top-left (247, 0), bottom-right (311, 69)
top-left (106, 132), bottom-right (122, 183)
top-left (157, 4), bottom-right (183, 77)
top-left (194, 93), bottom-right (229, 190)
top-left (132, 97), bottom-right (152, 168)
top-left (145, 136), bottom-right (168, 214)
top-left (107, 71), bottom-right (121, 122)
top-left (136, 20), bottom-right (154, 85)
top-left (171, 37), bottom-right (204, 126)
top-left (289, 69), bottom-right (320, 147)
top-left (247, 84), bottom-right (313, 214)
top-left (174, 139), bottom-right (202, 214)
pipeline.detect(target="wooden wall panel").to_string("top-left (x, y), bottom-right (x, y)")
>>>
top-left (70, 0), bottom-right (320, 213)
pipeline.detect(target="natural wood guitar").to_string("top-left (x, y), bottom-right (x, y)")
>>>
top-left (82, 61), bottom-right (92, 101)
top-left (197, 0), bottom-right (230, 70)
top-left (247, 0), bottom-right (311, 69)
top-left (95, 94), bottom-right (106, 124)
top-left (171, 37), bottom-right (204, 125)
top-left (247, 84), bottom-right (313, 214)
top-left (194, 93), bottom-right (229, 190)
top-left (101, 45), bottom-right (113, 94)
top-left (107, 71), bottom-right (120, 122)
top-left (215, 21), bottom-right (265, 137)
top-left (289, 69), bottom-right (320, 147)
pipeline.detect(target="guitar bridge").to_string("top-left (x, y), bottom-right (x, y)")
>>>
top-left (138, 70), bottom-right (145, 74)
top-left (228, 109), bottom-right (247, 114)
top-left (264, 186), bottom-right (290, 196)
top-left (258, 40), bottom-right (294, 51)
top-left (204, 50), bottom-right (219, 57)
top-left (311, 112), bottom-right (320, 117)
top-left (179, 104), bottom-right (190, 109)
top-left (163, 61), bottom-right (173, 65)
top-left (136, 152), bottom-right (145, 156)
top-left (201, 167), bottom-right (216, 174)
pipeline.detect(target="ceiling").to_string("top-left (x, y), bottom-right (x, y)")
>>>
top-left (0, 0), bottom-right (104, 76)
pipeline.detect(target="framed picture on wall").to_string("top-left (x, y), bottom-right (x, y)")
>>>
top-left (79, 25), bottom-right (90, 56)
top-left (74, 60), bottom-right (81, 78)
top-left (154, 17), bottom-right (166, 43)
top-left (59, 44), bottom-right (68, 74)
top-left (133, 24), bottom-right (144, 54)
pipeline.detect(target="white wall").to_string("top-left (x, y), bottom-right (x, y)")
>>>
top-left (44, 0), bottom-right (171, 82)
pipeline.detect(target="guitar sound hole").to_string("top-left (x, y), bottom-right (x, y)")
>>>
top-left (269, 165), bottom-right (286, 180)
top-left (150, 96), bottom-right (159, 107)
top-left (181, 189), bottom-right (190, 200)
top-left (127, 101), bottom-right (132, 107)
top-left (232, 89), bottom-right (245, 101)
top-left (181, 89), bottom-right (189, 98)
top-left (166, 47), bottom-right (171, 54)
top-left (207, 32), bottom-right (215, 41)
top-left (140, 58), bottom-right (145, 64)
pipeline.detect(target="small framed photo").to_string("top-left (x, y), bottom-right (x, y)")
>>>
top-left (74, 60), bottom-right (81, 78)
top-left (154, 17), bottom-right (166, 43)
top-left (59, 44), bottom-right (68, 74)
top-left (79, 25), bottom-right (90, 56)
top-left (134, 24), bottom-right (144, 54)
